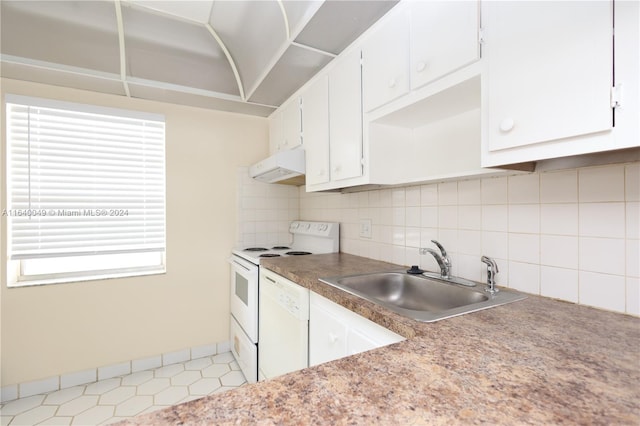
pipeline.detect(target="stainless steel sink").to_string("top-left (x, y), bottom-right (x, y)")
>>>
top-left (319, 272), bottom-right (526, 322)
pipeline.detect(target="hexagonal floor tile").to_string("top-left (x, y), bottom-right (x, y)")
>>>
top-left (220, 371), bottom-right (246, 387)
top-left (43, 386), bottom-right (85, 405)
top-left (85, 378), bottom-right (121, 395)
top-left (170, 371), bottom-right (201, 386)
top-left (56, 395), bottom-right (99, 416)
top-left (136, 378), bottom-right (170, 396)
top-left (36, 416), bottom-right (72, 425)
top-left (71, 405), bottom-right (114, 425)
top-left (184, 358), bottom-right (212, 371)
top-left (229, 360), bottom-right (241, 371)
top-left (188, 378), bottom-right (221, 396)
top-left (98, 386), bottom-right (136, 405)
top-left (9, 405), bottom-right (56, 425)
top-left (201, 364), bottom-right (230, 378)
top-left (153, 387), bottom-right (188, 406)
top-left (153, 364), bottom-right (184, 378)
top-left (120, 371), bottom-right (153, 386)
top-left (114, 395), bottom-right (153, 417)
top-left (0, 394), bottom-right (45, 416)
top-left (212, 352), bottom-right (234, 364)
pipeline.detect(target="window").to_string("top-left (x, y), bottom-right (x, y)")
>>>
top-left (5, 95), bottom-right (166, 286)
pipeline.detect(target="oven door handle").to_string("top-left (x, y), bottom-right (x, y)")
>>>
top-left (229, 257), bottom-right (252, 272)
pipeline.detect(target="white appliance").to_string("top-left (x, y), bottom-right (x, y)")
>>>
top-left (248, 149), bottom-right (305, 184)
top-left (258, 269), bottom-right (309, 381)
top-left (229, 221), bottom-right (339, 383)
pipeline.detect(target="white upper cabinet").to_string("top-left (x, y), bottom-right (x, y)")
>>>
top-left (362, 6), bottom-right (410, 113)
top-left (329, 48), bottom-right (364, 182)
top-left (410, 1), bottom-right (479, 90)
top-left (482, 1), bottom-right (615, 165)
top-left (302, 75), bottom-right (330, 186)
top-left (269, 97), bottom-right (302, 153)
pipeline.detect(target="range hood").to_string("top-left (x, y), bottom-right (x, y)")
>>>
top-left (249, 149), bottom-right (305, 185)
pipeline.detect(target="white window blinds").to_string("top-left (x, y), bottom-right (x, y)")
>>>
top-left (6, 95), bottom-right (166, 261)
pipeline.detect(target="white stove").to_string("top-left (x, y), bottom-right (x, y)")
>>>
top-left (229, 221), bottom-right (339, 384)
top-left (232, 221), bottom-right (340, 265)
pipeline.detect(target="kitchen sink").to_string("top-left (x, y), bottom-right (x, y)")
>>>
top-left (319, 272), bottom-right (526, 322)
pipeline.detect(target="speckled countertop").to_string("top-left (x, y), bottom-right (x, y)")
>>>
top-left (120, 253), bottom-right (640, 425)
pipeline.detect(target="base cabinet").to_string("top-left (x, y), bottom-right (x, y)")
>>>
top-left (309, 292), bottom-right (404, 366)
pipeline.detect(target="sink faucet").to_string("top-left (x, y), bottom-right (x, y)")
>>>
top-left (481, 255), bottom-right (499, 294)
top-left (420, 240), bottom-right (451, 279)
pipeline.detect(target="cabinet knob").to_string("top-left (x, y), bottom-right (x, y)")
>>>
top-left (499, 118), bottom-right (515, 133)
top-left (416, 62), bottom-right (426, 72)
top-left (283, 139), bottom-right (289, 146)
top-left (388, 78), bottom-right (397, 88)
top-left (329, 332), bottom-right (338, 344)
top-left (333, 165), bottom-right (341, 174)
top-left (318, 169), bottom-right (325, 176)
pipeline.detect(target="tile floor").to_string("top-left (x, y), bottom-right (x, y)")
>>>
top-left (0, 352), bottom-right (246, 426)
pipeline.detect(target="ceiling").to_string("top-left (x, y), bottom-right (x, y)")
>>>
top-left (0, 0), bottom-right (398, 117)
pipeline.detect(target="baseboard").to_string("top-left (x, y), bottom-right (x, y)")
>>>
top-left (0, 340), bottom-right (231, 403)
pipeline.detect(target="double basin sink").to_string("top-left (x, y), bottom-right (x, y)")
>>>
top-left (320, 271), bottom-right (526, 322)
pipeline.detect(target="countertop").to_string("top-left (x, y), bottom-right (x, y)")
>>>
top-left (120, 253), bottom-right (640, 425)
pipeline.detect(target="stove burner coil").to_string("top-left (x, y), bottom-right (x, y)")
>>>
top-left (244, 247), bottom-right (268, 252)
top-left (272, 246), bottom-right (290, 250)
top-left (260, 253), bottom-right (281, 258)
top-left (286, 251), bottom-right (312, 256)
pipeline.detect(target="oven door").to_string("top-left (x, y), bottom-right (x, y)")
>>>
top-left (229, 255), bottom-right (259, 343)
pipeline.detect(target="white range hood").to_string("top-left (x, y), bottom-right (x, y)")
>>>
top-left (249, 149), bottom-right (305, 185)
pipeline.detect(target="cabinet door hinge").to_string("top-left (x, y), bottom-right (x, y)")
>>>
top-left (610, 85), bottom-right (622, 108)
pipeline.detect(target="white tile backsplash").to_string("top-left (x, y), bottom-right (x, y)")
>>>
top-left (540, 169), bottom-right (578, 203)
top-left (297, 161), bottom-right (639, 316)
top-left (579, 165), bottom-right (625, 202)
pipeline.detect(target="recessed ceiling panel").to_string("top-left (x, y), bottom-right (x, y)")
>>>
top-left (295, 1), bottom-right (399, 55)
top-left (128, 1), bottom-right (214, 24)
top-left (210, 0), bottom-right (287, 97)
top-left (281, 1), bottom-right (323, 37)
top-left (0, 1), bottom-right (120, 74)
top-left (248, 44), bottom-right (332, 106)
top-left (122, 4), bottom-right (239, 96)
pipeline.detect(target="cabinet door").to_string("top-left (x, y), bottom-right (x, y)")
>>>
top-left (302, 76), bottom-right (330, 186)
top-left (309, 294), bottom-right (348, 366)
top-left (282, 97), bottom-right (302, 150)
top-left (362, 7), bottom-right (410, 112)
top-left (410, 1), bottom-right (479, 90)
top-left (268, 111), bottom-right (283, 154)
top-left (485, 1), bottom-right (613, 153)
top-left (329, 48), bottom-right (363, 182)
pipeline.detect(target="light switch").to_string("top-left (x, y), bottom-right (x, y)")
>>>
top-left (359, 219), bottom-right (372, 239)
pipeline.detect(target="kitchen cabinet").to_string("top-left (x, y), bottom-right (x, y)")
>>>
top-left (302, 75), bottom-right (330, 186)
top-left (410, 1), bottom-right (479, 90)
top-left (328, 48), bottom-right (364, 183)
top-left (269, 96), bottom-right (302, 154)
top-left (309, 292), bottom-right (404, 366)
top-left (481, 0), bottom-right (638, 167)
top-left (362, 5), bottom-right (410, 113)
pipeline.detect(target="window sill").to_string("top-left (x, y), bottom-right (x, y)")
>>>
top-left (7, 268), bottom-right (167, 288)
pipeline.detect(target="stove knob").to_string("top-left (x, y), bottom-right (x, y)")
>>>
top-left (290, 223), bottom-right (299, 230)
top-left (318, 224), bottom-right (328, 232)
top-left (302, 223), bottom-right (311, 230)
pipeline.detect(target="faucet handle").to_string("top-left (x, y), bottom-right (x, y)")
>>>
top-left (430, 239), bottom-right (448, 258)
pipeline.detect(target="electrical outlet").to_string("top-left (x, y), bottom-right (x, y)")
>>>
top-left (359, 219), bottom-right (372, 239)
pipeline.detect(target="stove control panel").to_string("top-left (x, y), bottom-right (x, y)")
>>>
top-left (289, 221), bottom-right (339, 238)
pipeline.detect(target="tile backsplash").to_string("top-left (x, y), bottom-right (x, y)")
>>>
top-left (236, 167), bottom-right (299, 247)
top-left (237, 162), bottom-right (638, 316)
top-left (298, 162), bottom-right (640, 316)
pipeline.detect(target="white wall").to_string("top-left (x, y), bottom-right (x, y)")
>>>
top-left (1, 78), bottom-right (269, 386)
top-left (300, 162), bottom-right (640, 316)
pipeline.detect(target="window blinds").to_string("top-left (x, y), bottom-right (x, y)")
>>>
top-left (6, 96), bottom-right (166, 260)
